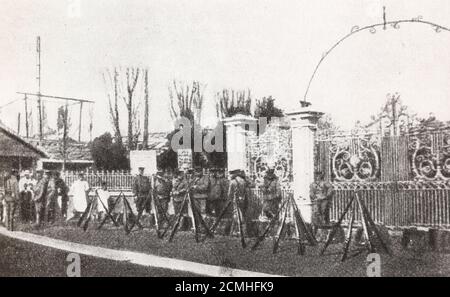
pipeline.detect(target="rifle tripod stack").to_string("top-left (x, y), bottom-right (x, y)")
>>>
top-left (78, 189), bottom-right (137, 233)
top-left (251, 194), bottom-right (317, 255)
top-left (168, 178), bottom-right (214, 243)
top-left (320, 192), bottom-right (391, 262)
top-left (204, 190), bottom-right (247, 248)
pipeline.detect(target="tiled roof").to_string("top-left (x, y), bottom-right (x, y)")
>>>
top-left (26, 137), bottom-right (92, 161)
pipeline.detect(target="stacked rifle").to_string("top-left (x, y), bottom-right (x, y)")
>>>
top-left (77, 181), bottom-right (390, 260)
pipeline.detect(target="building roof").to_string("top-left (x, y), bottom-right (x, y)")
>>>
top-left (26, 137), bottom-right (92, 162)
top-left (0, 124), bottom-right (48, 158)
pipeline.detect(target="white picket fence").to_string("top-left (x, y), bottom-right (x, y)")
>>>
top-left (63, 170), bottom-right (136, 191)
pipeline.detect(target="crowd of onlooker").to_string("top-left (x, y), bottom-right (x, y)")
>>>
top-left (0, 169), bottom-right (74, 230)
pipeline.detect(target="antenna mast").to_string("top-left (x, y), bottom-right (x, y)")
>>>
top-left (36, 36), bottom-right (43, 140)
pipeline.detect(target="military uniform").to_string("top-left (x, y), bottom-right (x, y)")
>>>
top-left (207, 172), bottom-right (227, 217)
top-left (261, 172), bottom-right (282, 219)
top-left (4, 174), bottom-right (19, 231)
top-left (171, 175), bottom-right (188, 216)
top-left (228, 171), bottom-right (251, 232)
top-left (310, 179), bottom-right (334, 226)
top-left (153, 174), bottom-right (172, 215)
top-left (45, 174), bottom-right (60, 223)
top-left (33, 174), bottom-right (48, 226)
top-left (192, 173), bottom-right (210, 215)
top-left (132, 174), bottom-right (151, 215)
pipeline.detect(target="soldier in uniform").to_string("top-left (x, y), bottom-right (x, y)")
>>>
top-left (132, 167), bottom-right (152, 219)
top-left (171, 169), bottom-right (189, 227)
top-left (207, 168), bottom-right (227, 217)
top-left (4, 169), bottom-right (19, 231)
top-left (33, 170), bottom-right (49, 227)
top-left (227, 168), bottom-right (251, 234)
top-left (45, 171), bottom-right (60, 224)
top-left (153, 169), bottom-right (172, 220)
top-left (310, 170), bottom-right (334, 233)
top-left (261, 168), bottom-right (282, 220)
top-left (191, 167), bottom-right (210, 217)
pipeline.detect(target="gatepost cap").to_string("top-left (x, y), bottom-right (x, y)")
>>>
top-left (228, 168), bottom-right (241, 175)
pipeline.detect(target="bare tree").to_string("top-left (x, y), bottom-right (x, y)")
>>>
top-left (57, 103), bottom-right (71, 171)
top-left (103, 67), bottom-right (143, 150)
top-left (168, 80), bottom-right (205, 125)
top-left (102, 67), bottom-right (122, 145)
top-left (142, 69), bottom-right (150, 149)
top-left (216, 89), bottom-right (252, 119)
top-left (123, 67), bottom-right (140, 150)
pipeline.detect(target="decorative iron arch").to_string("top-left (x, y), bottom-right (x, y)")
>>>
top-left (303, 16), bottom-right (450, 103)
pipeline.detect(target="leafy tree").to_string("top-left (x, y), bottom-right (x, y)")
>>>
top-left (254, 96), bottom-right (284, 123)
top-left (91, 132), bottom-right (129, 170)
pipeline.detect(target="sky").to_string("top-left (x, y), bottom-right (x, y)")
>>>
top-left (1, 0), bottom-right (450, 141)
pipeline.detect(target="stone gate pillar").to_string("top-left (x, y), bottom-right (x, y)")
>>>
top-left (223, 114), bottom-right (257, 173)
top-left (286, 106), bottom-right (323, 223)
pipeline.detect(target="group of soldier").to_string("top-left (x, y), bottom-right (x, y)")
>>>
top-left (1, 168), bottom-right (69, 231)
top-left (130, 165), bottom-right (293, 235)
top-left (132, 166), bottom-right (233, 227)
top-left (1, 165), bottom-right (334, 237)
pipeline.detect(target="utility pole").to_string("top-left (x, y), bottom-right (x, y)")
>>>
top-left (24, 94), bottom-right (29, 137)
top-left (17, 113), bottom-right (21, 135)
top-left (36, 36), bottom-right (43, 140)
top-left (78, 102), bottom-right (83, 142)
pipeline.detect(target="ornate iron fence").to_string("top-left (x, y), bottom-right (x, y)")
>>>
top-left (315, 128), bottom-right (450, 229)
top-left (330, 181), bottom-right (450, 229)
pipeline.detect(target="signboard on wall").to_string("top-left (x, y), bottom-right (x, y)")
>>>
top-left (177, 148), bottom-right (193, 170)
top-left (130, 150), bottom-right (157, 175)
